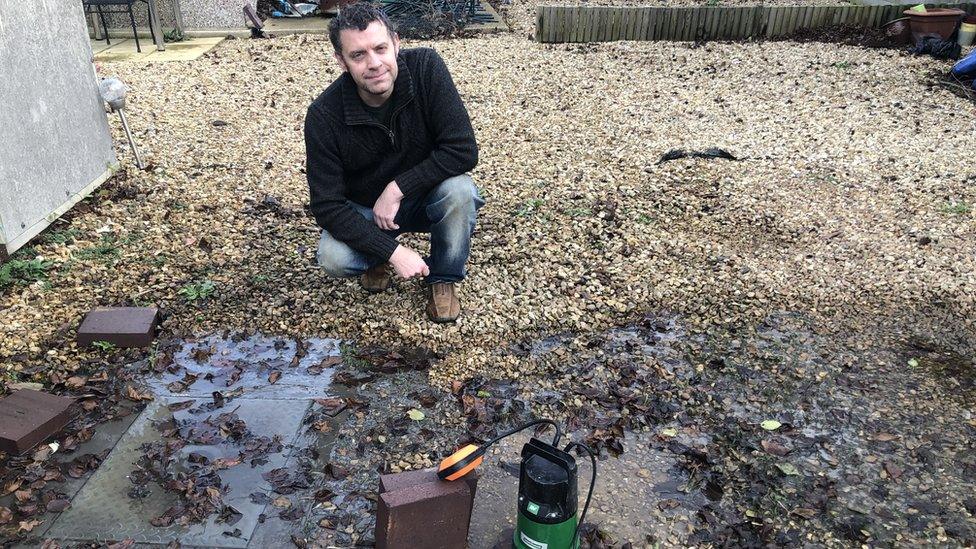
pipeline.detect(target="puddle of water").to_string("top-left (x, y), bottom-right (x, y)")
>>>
top-left (910, 345), bottom-right (976, 394)
top-left (146, 333), bottom-right (341, 400)
top-left (32, 333), bottom-right (355, 548)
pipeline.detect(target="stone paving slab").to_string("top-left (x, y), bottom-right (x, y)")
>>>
top-left (90, 37), bottom-right (224, 63)
top-left (44, 397), bottom-right (310, 547)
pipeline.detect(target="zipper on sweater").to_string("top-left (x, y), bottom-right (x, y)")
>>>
top-left (351, 99), bottom-right (411, 150)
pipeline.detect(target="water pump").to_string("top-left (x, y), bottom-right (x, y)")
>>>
top-left (437, 420), bottom-right (597, 549)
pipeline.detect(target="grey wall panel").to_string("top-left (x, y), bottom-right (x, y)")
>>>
top-left (0, 0), bottom-right (117, 255)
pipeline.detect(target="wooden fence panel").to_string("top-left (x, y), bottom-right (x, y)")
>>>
top-left (535, 3), bottom-right (954, 43)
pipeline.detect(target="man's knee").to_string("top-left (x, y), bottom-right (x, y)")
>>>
top-left (317, 235), bottom-right (359, 278)
top-left (432, 175), bottom-right (483, 212)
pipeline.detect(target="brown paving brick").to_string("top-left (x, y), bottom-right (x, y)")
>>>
top-left (379, 466), bottom-right (480, 503)
top-left (0, 390), bottom-right (76, 455)
top-left (77, 307), bottom-right (159, 349)
top-left (376, 473), bottom-right (475, 549)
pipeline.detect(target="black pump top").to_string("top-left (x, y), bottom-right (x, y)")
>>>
top-left (517, 438), bottom-right (578, 524)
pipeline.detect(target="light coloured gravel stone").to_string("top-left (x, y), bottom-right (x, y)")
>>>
top-left (1, 32), bottom-right (974, 388)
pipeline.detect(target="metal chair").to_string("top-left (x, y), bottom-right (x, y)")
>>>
top-left (84, 0), bottom-right (156, 53)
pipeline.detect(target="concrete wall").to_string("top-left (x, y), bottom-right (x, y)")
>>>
top-left (0, 0), bottom-right (117, 258)
top-left (90, 0), bottom-right (256, 32)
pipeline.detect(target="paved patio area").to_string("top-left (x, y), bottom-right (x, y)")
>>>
top-left (90, 36), bottom-right (224, 63)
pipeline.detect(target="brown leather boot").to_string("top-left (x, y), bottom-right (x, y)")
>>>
top-left (360, 263), bottom-right (391, 293)
top-left (427, 282), bottom-right (460, 323)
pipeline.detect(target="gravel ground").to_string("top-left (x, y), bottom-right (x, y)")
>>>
top-left (3, 33), bottom-right (972, 383)
top-left (1, 29), bottom-right (975, 546)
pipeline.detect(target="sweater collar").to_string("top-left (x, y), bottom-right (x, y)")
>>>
top-left (341, 53), bottom-right (413, 125)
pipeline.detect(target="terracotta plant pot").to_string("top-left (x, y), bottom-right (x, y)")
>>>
top-left (903, 7), bottom-right (966, 44)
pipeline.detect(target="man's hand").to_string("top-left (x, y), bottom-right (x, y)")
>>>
top-left (373, 181), bottom-right (404, 231)
top-left (389, 245), bottom-right (429, 279)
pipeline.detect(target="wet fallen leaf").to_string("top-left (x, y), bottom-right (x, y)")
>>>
top-left (311, 420), bottom-right (333, 433)
top-left (660, 428), bottom-right (677, 437)
top-left (658, 498), bottom-right (680, 511)
top-left (873, 433), bottom-right (897, 442)
top-left (212, 457), bottom-right (242, 470)
top-left (761, 440), bottom-right (791, 457)
top-left (761, 420), bottom-right (782, 431)
top-left (107, 539), bottom-right (136, 549)
top-left (884, 461), bottom-right (904, 480)
top-left (15, 489), bottom-right (32, 503)
top-left (776, 462), bottom-right (800, 476)
top-left (125, 385), bottom-right (154, 402)
top-left (313, 398), bottom-right (346, 417)
top-left (167, 400), bottom-right (195, 412)
top-left (89, 371), bottom-right (109, 383)
top-left (3, 480), bottom-right (21, 495)
top-left (272, 496), bottom-right (291, 508)
top-left (65, 376), bottom-right (87, 389)
top-left (407, 409), bottom-right (425, 421)
top-left (45, 499), bottom-right (71, 512)
top-left (18, 519), bottom-right (42, 532)
top-left (792, 507), bottom-right (818, 519)
top-left (269, 370), bottom-right (282, 384)
top-left (0, 506), bottom-right (12, 525)
top-left (250, 492), bottom-right (271, 505)
top-left (279, 506), bottom-right (303, 521)
top-left (32, 445), bottom-right (53, 462)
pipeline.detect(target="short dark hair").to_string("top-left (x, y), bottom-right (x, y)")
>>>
top-left (329, 2), bottom-right (397, 54)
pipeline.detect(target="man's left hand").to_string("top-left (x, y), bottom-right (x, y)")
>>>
top-left (373, 181), bottom-right (404, 231)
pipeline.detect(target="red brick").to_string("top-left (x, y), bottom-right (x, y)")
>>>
top-left (77, 307), bottom-right (159, 349)
top-left (379, 466), bottom-right (480, 503)
top-left (0, 390), bottom-right (76, 455)
top-left (376, 474), bottom-right (474, 549)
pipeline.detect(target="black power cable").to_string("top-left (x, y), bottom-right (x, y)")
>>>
top-left (483, 418), bottom-right (562, 448)
top-left (565, 442), bottom-right (597, 548)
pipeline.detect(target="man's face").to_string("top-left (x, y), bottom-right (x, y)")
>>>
top-left (334, 21), bottom-right (400, 104)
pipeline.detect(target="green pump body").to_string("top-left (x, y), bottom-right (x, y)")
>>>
top-left (513, 438), bottom-right (580, 549)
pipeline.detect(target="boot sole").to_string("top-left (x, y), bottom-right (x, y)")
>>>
top-left (428, 315), bottom-right (459, 323)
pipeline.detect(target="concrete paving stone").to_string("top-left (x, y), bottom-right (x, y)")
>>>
top-left (147, 37), bottom-right (225, 62)
top-left (92, 37), bottom-right (223, 62)
top-left (89, 39), bottom-right (114, 54)
top-left (43, 396), bottom-right (310, 547)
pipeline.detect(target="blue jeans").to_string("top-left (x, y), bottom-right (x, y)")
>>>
top-left (317, 174), bottom-right (485, 284)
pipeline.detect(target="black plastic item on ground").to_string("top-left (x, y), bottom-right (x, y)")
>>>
top-left (657, 148), bottom-right (739, 165)
top-left (911, 36), bottom-right (962, 60)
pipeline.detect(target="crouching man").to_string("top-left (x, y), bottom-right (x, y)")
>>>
top-left (305, 2), bottom-right (484, 323)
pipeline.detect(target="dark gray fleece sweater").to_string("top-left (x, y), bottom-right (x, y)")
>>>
top-left (304, 48), bottom-right (478, 260)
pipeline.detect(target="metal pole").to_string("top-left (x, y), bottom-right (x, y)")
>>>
top-left (117, 110), bottom-right (146, 169)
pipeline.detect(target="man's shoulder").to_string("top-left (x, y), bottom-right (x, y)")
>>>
top-left (400, 47), bottom-right (443, 70)
top-left (307, 75), bottom-right (347, 123)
